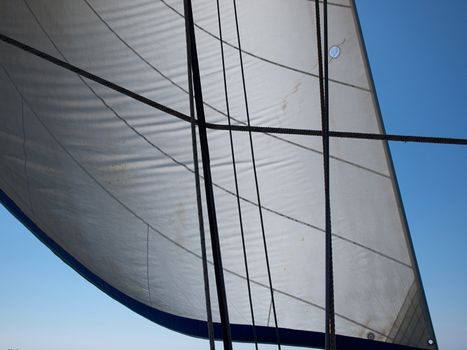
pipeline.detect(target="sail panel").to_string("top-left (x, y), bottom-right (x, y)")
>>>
top-left (0, 0), bottom-right (436, 349)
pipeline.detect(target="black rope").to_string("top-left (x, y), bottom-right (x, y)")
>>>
top-left (2, 33), bottom-right (467, 146)
top-left (214, 1), bottom-right (259, 348)
top-left (314, 1), bottom-right (336, 349)
top-left (323, 0), bottom-right (337, 348)
top-left (185, 14), bottom-right (216, 350)
top-left (183, 1), bottom-right (233, 349)
top-left (230, 1), bottom-right (282, 348)
top-left (328, 131), bottom-right (467, 145)
top-left (207, 123), bottom-right (467, 145)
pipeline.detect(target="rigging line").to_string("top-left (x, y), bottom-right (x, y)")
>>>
top-left (207, 123), bottom-right (390, 177)
top-left (332, 131), bottom-right (467, 145)
top-left (3, 31), bottom-right (466, 148)
top-left (0, 64), bottom-right (396, 341)
top-left (314, 1), bottom-right (336, 350)
top-left (323, 1), bottom-right (337, 349)
top-left (158, 0), bottom-right (368, 92)
top-left (206, 123), bottom-right (467, 145)
top-left (183, 0), bottom-right (233, 349)
top-left (214, 0), bottom-right (259, 348)
top-left (185, 17), bottom-right (216, 350)
top-left (231, 1), bottom-right (281, 349)
top-left (80, 0), bottom-right (388, 179)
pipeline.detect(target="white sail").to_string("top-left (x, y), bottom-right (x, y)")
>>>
top-left (0, 0), bottom-right (436, 349)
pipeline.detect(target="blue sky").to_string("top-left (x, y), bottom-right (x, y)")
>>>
top-left (357, 1), bottom-right (467, 349)
top-left (1, 1), bottom-right (466, 350)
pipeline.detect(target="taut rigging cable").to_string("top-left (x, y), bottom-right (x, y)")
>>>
top-left (231, 0), bottom-right (282, 348)
top-left (185, 12), bottom-right (216, 350)
top-left (183, 0), bottom-right (233, 349)
top-left (314, 1), bottom-right (336, 349)
top-left (214, 0), bottom-right (259, 348)
top-left (2, 31), bottom-right (466, 146)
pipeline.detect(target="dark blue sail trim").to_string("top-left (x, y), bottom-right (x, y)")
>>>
top-left (0, 188), bottom-right (426, 350)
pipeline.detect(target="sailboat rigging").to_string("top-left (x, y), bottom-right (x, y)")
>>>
top-left (1, 1), bottom-right (465, 349)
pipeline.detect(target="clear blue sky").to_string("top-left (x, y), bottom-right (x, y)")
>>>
top-left (1, 1), bottom-right (466, 349)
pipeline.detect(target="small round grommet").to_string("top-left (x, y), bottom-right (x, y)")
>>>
top-left (329, 46), bottom-right (341, 59)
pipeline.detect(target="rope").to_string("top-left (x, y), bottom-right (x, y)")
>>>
top-left (183, 1), bottom-right (233, 349)
top-left (185, 14), bottom-right (216, 350)
top-left (207, 123), bottom-right (467, 145)
top-left (314, 1), bottom-right (336, 349)
top-left (230, 0), bottom-right (282, 348)
top-left (2, 32), bottom-right (467, 146)
top-left (214, 1), bottom-right (259, 348)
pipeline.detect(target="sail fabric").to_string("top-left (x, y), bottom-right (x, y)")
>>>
top-left (0, 0), bottom-right (437, 349)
